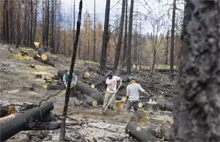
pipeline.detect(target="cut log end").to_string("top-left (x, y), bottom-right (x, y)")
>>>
top-left (90, 84), bottom-right (95, 89)
top-left (83, 71), bottom-right (90, 78)
top-left (41, 54), bottom-right (48, 61)
top-left (92, 101), bottom-right (97, 106)
top-left (138, 102), bottom-right (143, 108)
top-left (116, 102), bottom-right (124, 111)
top-left (122, 97), bottom-right (127, 102)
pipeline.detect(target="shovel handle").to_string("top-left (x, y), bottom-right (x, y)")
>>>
top-left (103, 84), bottom-right (121, 111)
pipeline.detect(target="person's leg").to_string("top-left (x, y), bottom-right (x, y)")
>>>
top-left (103, 92), bottom-right (111, 110)
top-left (133, 101), bottom-right (139, 121)
top-left (109, 93), bottom-right (116, 110)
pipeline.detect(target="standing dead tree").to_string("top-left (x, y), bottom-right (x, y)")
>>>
top-left (127, 0), bottom-right (134, 75)
top-left (100, 0), bottom-right (110, 73)
top-left (172, 0), bottom-right (220, 141)
top-left (59, 0), bottom-right (83, 141)
top-left (113, 0), bottom-right (126, 72)
top-left (170, 0), bottom-right (176, 77)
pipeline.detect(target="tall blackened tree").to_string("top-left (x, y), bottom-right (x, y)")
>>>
top-left (127, 0), bottom-right (134, 75)
top-left (123, 0), bottom-right (128, 62)
top-left (170, 0), bottom-right (176, 76)
top-left (113, 0), bottom-right (125, 72)
top-left (100, 0), bottom-right (110, 73)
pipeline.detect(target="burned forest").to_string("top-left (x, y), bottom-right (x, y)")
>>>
top-left (0, 0), bottom-right (219, 142)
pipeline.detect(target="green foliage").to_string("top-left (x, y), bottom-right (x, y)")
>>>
top-left (85, 60), bottom-right (100, 65)
top-left (155, 64), bottom-right (178, 69)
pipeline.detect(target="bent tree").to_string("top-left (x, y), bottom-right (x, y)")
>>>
top-left (172, 0), bottom-right (220, 141)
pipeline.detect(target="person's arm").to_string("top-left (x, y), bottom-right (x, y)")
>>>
top-left (116, 76), bottom-right (122, 89)
top-left (72, 73), bottom-right (77, 85)
top-left (126, 86), bottom-right (129, 101)
top-left (63, 75), bottom-right (67, 88)
top-left (139, 85), bottom-right (148, 96)
top-left (119, 77), bottom-right (122, 87)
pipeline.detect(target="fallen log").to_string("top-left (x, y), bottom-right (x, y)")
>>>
top-left (82, 67), bottom-right (91, 79)
top-left (33, 54), bottom-right (56, 67)
top-left (76, 80), bottom-right (104, 104)
top-left (138, 101), bottom-right (159, 112)
top-left (125, 122), bottom-right (157, 142)
top-left (0, 101), bottom-right (54, 141)
top-left (80, 93), bottom-right (97, 106)
top-left (57, 80), bottom-right (64, 85)
top-left (29, 121), bottom-right (61, 130)
top-left (47, 84), bottom-right (65, 90)
top-left (52, 75), bottom-right (60, 80)
top-left (41, 112), bottom-right (56, 122)
top-left (0, 105), bottom-right (15, 117)
top-left (157, 100), bottom-right (173, 111)
top-left (38, 48), bottom-right (48, 61)
top-left (57, 69), bottom-right (67, 80)
top-left (146, 120), bottom-right (171, 141)
top-left (0, 114), bottom-right (16, 123)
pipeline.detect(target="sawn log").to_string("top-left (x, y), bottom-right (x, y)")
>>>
top-left (76, 80), bottom-right (104, 104)
top-left (125, 122), bottom-right (157, 142)
top-left (0, 101), bottom-right (54, 141)
top-left (158, 100), bottom-right (173, 111)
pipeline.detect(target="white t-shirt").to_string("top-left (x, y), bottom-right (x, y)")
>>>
top-left (106, 75), bottom-right (121, 93)
top-left (126, 83), bottom-right (144, 101)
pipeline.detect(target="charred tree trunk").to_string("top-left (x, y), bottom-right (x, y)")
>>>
top-left (30, 0), bottom-right (33, 48)
top-left (51, 0), bottom-right (55, 53)
top-left (100, 0), bottom-right (110, 73)
top-left (125, 122), bottom-right (157, 142)
top-left (93, 0), bottom-right (96, 62)
top-left (59, 1), bottom-right (82, 140)
top-left (123, 0), bottom-right (128, 62)
top-left (113, 0), bottom-right (125, 72)
top-left (76, 80), bottom-right (104, 104)
top-left (16, 0), bottom-right (21, 48)
top-left (32, 0), bottom-right (38, 45)
top-left (165, 30), bottom-right (169, 65)
top-left (172, 0), bottom-right (220, 141)
top-left (170, 0), bottom-right (176, 77)
top-left (127, 0), bottom-right (134, 75)
top-left (3, 0), bottom-right (9, 42)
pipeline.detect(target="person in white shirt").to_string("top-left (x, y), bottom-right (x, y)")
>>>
top-left (102, 71), bottom-right (122, 112)
top-left (126, 76), bottom-right (149, 122)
